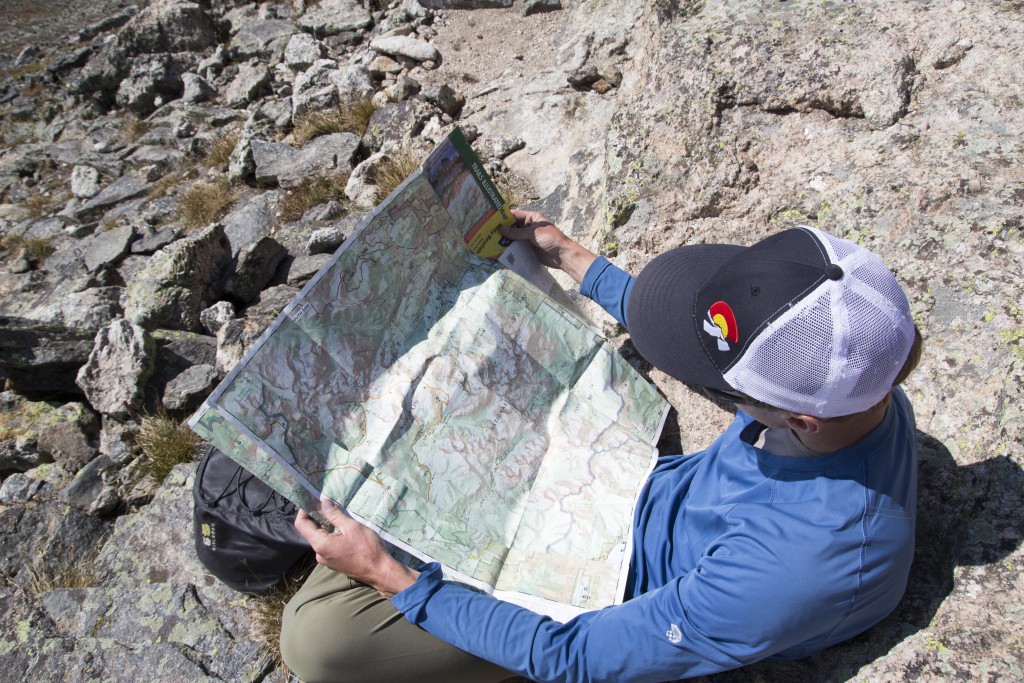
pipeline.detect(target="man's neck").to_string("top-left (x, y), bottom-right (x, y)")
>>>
top-left (793, 399), bottom-right (890, 455)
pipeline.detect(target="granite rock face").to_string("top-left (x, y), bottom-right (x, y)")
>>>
top-left (0, 0), bottom-right (1021, 680)
top-left (122, 223), bottom-right (232, 331)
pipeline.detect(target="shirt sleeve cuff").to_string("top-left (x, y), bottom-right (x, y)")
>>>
top-left (390, 561), bottom-right (444, 623)
top-left (580, 256), bottom-right (614, 299)
top-left (579, 256), bottom-right (635, 329)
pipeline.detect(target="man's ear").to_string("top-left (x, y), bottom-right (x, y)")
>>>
top-left (785, 414), bottom-right (824, 434)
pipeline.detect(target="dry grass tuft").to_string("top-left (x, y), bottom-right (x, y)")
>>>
top-left (0, 233), bottom-right (55, 266)
top-left (137, 412), bottom-right (202, 485)
top-left (23, 236), bottom-right (55, 263)
top-left (19, 82), bottom-right (45, 98)
top-left (200, 129), bottom-right (240, 168)
top-left (279, 174), bottom-right (350, 223)
top-left (0, 62), bottom-right (44, 80)
top-left (372, 152), bottom-right (420, 204)
top-left (120, 117), bottom-right (152, 145)
top-left (100, 217), bottom-right (125, 232)
top-left (251, 563), bottom-right (314, 673)
top-left (22, 193), bottom-right (57, 218)
top-left (147, 167), bottom-right (200, 200)
top-left (291, 97), bottom-right (377, 145)
top-left (24, 552), bottom-right (99, 594)
top-left (178, 177), bottom-right (236, 232)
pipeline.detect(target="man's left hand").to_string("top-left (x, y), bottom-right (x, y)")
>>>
top-left (294, 500), bottom-right (419, 598)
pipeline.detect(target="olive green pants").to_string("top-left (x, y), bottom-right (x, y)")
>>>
top-left (280, 564), bottom-right (516, 683)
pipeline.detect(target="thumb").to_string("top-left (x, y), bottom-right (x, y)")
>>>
top-left (499, 223), bottom-right (527, 239)
top-left (319, 498), bottom-right (352, 530)
top-left (294, 508), bottom-right (332, 545)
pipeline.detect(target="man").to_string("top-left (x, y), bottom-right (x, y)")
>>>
top-left (280, 210), bottom-right (923, 683)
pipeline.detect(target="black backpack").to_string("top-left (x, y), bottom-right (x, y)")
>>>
top-left (192, 446), bottom-right (313, 593)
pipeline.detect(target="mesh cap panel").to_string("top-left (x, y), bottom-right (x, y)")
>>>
top-left (724, 227), bottom-right (914, 417)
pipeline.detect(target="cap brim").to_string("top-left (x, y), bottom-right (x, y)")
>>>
top-left (628, 243), bottom-right (745, 389)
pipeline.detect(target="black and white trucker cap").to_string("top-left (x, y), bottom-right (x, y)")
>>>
top-left (627, 226), bottom-right (915, 418)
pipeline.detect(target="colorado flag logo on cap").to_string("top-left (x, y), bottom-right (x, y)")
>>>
top-left (703, 301), bottom-right (738, 352)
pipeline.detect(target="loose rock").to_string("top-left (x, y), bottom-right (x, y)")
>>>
top-left (162, 363), bottom-right (219, 411)
top-left (223, 236), bottom-right (288, 303)
top-left (285, 32), bottom-right (326, 69)
top-left (70, 166), bottom-right (102, 199)
top-left (251, 133), bottom-right (360, 188)
top-left (122, 223), bottom-right (231, 331)
top-left (75, 319), bottom-right (154, 418)
top-left (370, 35), bottom-right (441, 63)
top-left (181, 71), bottom-right (217, 104)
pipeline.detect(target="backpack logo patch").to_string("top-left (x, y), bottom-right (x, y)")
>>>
top-left (201, 522), bottom-right (216, 549)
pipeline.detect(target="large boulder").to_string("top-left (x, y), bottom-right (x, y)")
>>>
top-left (35, 582), bottom-right (267, 681)
top-left (0, 393), bottom-right (58, 476)
top-left (363, 99), bottom-right (435, 153)
top-left (220, 190), bottom-right (281, 257)
top-left (369, 35), bottom-right (441, 63)
top-left (296, 0), bottom-right (373, 36)
top-left (181, 71), bottom-right (217, 104)
top-left (223, 60), bottom-right (273, 108)
top-left (122, 223), bottom-right (232, 332)
top-left (149, 328), bottom-right (218, 402)
top-left (35, 402), bottom-right (100, 473)
top-left (0, 500), bottom-right (110, 585)
top-left (92, 463), bottom-right (214, 588)
top-left (83, 226), bottom-right (137, 273)
top-left (117, 0), bottom-right (221, 55)
top-left (0, 588), bottom-right (55, 676)
top-left (162, 364), bottom-right (218, 411)
top-left (0, 317), bottom-right (94, 396)
top-left (251, 133), bottom-right (360, 188)
top-left (13, 464), bottom-right (270, 682)
top-left (222, 236), bottom-right (288, 303)
top-left (71, 172), bottom-right (154, 223)
top-left (291, 58), bottom-right (340, 119)
top-left (69, 0), bottom-right (220, 99)
top-left (229, 18), bottom-right (298, 61)
top-left (331, 64), bottom-right (375, 104)
top-left (59, 454), bottom-right (119, 515)
top-left (114, 54), bottom-right (188, 116)
top-left (284, 32), bottom-right (326, 70)
top-left (25, 287), bottom-right (124, 336)
top-left (75, 319), bottom-right (154, 418)
top-left (290, 60), bottom-right (374, 121)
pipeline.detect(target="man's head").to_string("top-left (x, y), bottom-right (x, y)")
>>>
top-left (627, 227), bottom-right (917, 419)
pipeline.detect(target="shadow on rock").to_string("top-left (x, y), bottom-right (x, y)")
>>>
top-left (694, 431), bottom-right (1024, 682)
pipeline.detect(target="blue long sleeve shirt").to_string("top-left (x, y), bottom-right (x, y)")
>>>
top-left (391, 257), bottom-right (918, 682)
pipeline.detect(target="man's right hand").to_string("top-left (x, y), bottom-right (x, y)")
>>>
top-left (501, 210), bottom-right (598, 284)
